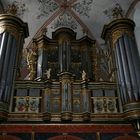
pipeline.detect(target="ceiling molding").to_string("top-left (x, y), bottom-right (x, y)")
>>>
top-left (126, 0), bottom-right (140, 17)
top-left (68, 0), bottom-right (78, 6)
top-left (53, 0), bottom-right (62, 5)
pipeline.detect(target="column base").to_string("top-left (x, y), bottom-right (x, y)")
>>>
top-left (123, 102), bottom-right (140, 120)
top-left (123, 102), bottom-right (140, 137)
top-left (130, 119), bottom-right (140, 137)
top-left (42, 112), bottom-right (51, 121)
top-left (82, 112), bottom-right (90, 121)
top-left (61, 112), bottom-right (72, 121)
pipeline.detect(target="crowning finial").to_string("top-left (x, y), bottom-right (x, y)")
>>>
top-left (5, 2), bottom-right (17, 15)
top-left (104, 3), bottom-right (124, 20)
top-left (112, 3), bottom-right (124, 19)
top-left (4, 1), bottom-right (26, 17)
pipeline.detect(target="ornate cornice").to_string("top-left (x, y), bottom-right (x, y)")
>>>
top-left (111, 28), bottom-right (133, 45)
top-left (0, 14), bottom-right (28, 40)
top-left (101, 18), bottom-right (135, 46)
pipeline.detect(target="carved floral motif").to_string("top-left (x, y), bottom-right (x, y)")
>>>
top-left (15, 97), bottom-right (39, 113)
top-left (94, 97), bottom-right (117, 113)
top-left (15, 97), bottom-right (26, 112)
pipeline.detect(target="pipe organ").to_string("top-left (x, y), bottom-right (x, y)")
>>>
top-left (11, 28), bottom-right (119, 122)
top-left (0, 14), bottom-right (139, 139)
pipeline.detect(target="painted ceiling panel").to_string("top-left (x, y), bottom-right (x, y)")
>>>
top-left (1, 0), bottom-right (133, 47)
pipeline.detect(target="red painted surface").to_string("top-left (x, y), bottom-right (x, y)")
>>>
top-left (112, 135), bottom-right (139, 140)
top-left (48, 135), bottom-right (83, 140)
top-left (0, 135), bottom-right (21, 140)
top-left (0, 124), bottom-right (134, 133)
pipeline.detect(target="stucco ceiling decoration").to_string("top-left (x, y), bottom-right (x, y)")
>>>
top-left (3, 0), bottom-right (27, 17)
top-left (0, 0), bottom-right (138, 79)
top-left (37, 0), bottom-right (59, 19)
top-left (73, 0), bottom-right (93, 18)
top-left (0, 0), bottom-right (135, 48)
top-left (104, 3), bottom-right (124, 20)
top-left (32, 0), bottom-right (95, 42)
top-left (51, 11), bottom-right (78, 30)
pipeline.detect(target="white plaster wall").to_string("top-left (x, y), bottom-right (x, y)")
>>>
top-left (133, 3), bottom-right (140, 56)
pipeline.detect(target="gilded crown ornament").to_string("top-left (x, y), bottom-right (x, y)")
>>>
top-left (5, 2), bottom-right (17, 15)
top-left (4, 1), bottom-right (26, 17)
top-left (104, 3), bottom-right (124, 20)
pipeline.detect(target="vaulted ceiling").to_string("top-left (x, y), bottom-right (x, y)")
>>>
top-left (0, 0), bottom-right (139, 48)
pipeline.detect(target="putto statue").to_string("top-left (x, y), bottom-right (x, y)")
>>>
top-left (82, 70), bottom-right (87, 81)
top-left (44, 68), bottom-right (52, 79)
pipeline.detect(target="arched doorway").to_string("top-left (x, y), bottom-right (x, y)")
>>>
top-left (48, 135), bottom-right (84, 140)
top-left (112, 135), bottom-right (139, 140)
top-left (0, 135), bottom-right (21, 140)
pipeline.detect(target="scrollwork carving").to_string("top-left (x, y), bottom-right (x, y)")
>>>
top-left (27, 49), bottom-right (37, 80)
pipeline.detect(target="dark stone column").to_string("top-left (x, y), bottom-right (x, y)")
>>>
top-left (102, 18), bottom-right (140, 136)
top-left (0, 14), bottom-right (28, 121)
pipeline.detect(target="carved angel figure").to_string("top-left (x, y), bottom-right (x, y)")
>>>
top-left (82, 70), bottom-right (87, 80)
top-left (44, 68), bottom-right (52, 79)
top-left (26, 49), bottom-right (37, 80)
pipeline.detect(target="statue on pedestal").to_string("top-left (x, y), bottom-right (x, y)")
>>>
top-left (44, 68), bottom-right (52, 79)
top-left (82, 70), bottom-right (87, 81)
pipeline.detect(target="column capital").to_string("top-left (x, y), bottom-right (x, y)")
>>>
top-left (81, 81), bottom-right (88, 89)
top-left (58, 72), bottom-right (74, 82)
top-left (0, 14), bottom-right (29, 40)
top-left (101, 18), bottom-right (135, 45)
